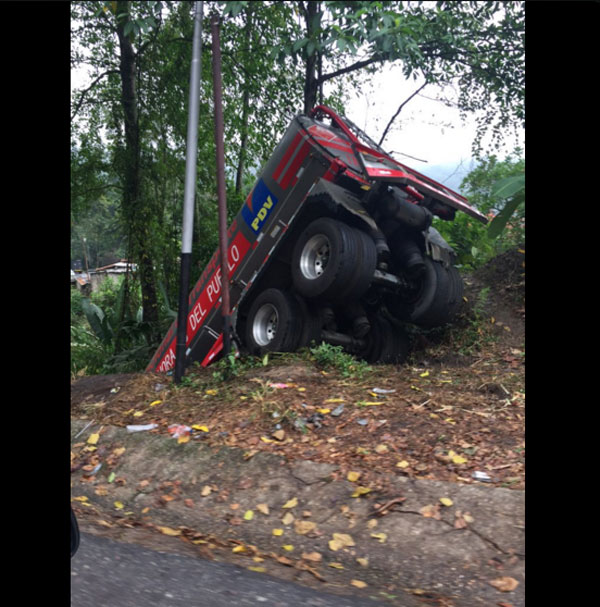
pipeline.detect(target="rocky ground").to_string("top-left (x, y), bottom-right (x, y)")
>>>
top-left (71, 247), bottom-right (525, 607)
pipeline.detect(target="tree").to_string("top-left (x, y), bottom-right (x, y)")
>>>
top-left (222, 1), bottom-right (525, 153)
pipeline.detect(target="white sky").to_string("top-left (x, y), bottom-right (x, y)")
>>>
top-left (341, 62), bottom-right (524, 173)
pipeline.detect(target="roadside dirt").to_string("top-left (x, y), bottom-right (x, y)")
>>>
top-left (71, 247), bottom-right (525, 492)
top-left (71, 247), bottom-right (524, 605)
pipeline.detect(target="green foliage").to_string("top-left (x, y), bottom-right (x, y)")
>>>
top-left (309, 342), bottom-right (371, 379)
top-left (434, 152), bottom-right (524, 269)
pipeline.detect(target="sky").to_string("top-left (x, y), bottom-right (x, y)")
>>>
top-left (339, 62), bottom-right (524, 192)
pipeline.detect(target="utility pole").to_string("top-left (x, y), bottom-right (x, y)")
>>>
top-left (211, 13), bottom-right (231, 358)
top-left (174, 1), bottom-right (204, 384)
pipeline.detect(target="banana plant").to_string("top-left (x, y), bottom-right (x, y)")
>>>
top-left (487, 173), bottom-right (525, 239)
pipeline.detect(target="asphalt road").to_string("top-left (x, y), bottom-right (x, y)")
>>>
top-left (71, 532), bottom-right (385, 607)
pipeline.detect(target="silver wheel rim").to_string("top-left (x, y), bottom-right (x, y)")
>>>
top-left (252, 304), bottom-right (278, 346)
top-left (300, 235), bottom-right (330, 280)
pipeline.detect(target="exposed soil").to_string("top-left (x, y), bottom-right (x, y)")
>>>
top-left (71, 247), bottom-right (525, 493)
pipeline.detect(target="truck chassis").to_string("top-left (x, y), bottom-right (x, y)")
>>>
top-left (147, 105), bottom-right (487, 373)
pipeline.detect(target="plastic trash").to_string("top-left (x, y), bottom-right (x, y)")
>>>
top-left (126, 423), bottom-right (158, 433)
top-left (331, 403), bottom-right (345, 417)
top-left (472, 471), bottom-right (492, 482)
top-left (168, 424), bottom-right (192, 438)
top-left (357, 419), bottom-right (369, 426)
top-left (372, 387), bottom-right (396, 394)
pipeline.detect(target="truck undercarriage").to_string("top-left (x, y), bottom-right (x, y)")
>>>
top-left (147, 105), bottom-right (487, 373)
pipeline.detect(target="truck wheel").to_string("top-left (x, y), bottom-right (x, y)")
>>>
top-left (338, 229), bottom-right (377, 301)
top-left (291, 218), bottom-right (358, 302)
top-left (446, 265), bottom-right (464, 320)
top-left (358, 316), bottom-right (409, 364)
top-left (294, 294), bottom-right (323, 348)
top-left (245, 289), bottom-right (302, 355)
top-left (406, 257), bottom-right (452, 328)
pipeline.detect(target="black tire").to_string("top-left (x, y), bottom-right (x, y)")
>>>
top-left (357, 316), bottom-right (409, 364)
top-left (337, 228), bottom-right (377, 301)
top-left (445, 265), bottom-right (464, 321)
top-left (244, 288), bottom-right (302, 355)
top-left (294, 294), bottom-right (323, 349)
top-left (407, 258), bottom-right (452, 328)
top-left (291, 218), bottom-right (358, 302)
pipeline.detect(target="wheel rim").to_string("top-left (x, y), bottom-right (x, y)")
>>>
top-left (300, 234), bottom-right (330, 280)
top-left (252, 304), bottom-right (279, 346)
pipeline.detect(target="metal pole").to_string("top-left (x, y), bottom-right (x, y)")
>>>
top-left (174, 1), bottom-right (203, 384)
top-left (211, 13), bottom-right (231, 358)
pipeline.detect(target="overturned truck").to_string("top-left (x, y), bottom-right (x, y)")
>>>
top-left (147, 105), bottom-right (487, 373)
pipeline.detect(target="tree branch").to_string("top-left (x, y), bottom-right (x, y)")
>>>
top-left (316, 54), bottom-right (383, 85)
top-left (71, 69), bottom-right (120, 121)
top-left (378, 82), bottom-right (427, 146)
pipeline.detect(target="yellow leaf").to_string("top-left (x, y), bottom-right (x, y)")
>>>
top-left (244, 510), bottom-right (254, 521)
top-left (331, 533), bottom-right (354, 548)
top-left (445, 418), bottom-right (456, 425)
top-left (282, 545), bottom-right (294, 551)
top-left (463, 513), bottom-right (475, 523)
top-left (301, 551), bottom-right (322, 562)
top-left (201, 485), bottom-right (212, 497)
top-left (272, 528), bottom-right (284, 536)
top-left (114, 501), bottom-right (124, 509)
top-left (370, 532), bottom-right (387, 543)
top-left (452, 454), bottom-right (468, 464)
top-left (133, 411), bottom-right (144, 417)
top-left (361, 401), bottom-right (384, 406)
top-left (328, 538), bottom-right (344, 551)
top-left (256, 503), bottom-right (270, 515)
top-left (87, 433), bottom-right (99, 445)
top-left (232, 545), bottom-right (246, 553)
top-left (356, 557), bottom-right (369, 567)
top-left (294, 520), bottom-right (317, 535)
top-left (150, 400), bottom-right (162, 406)
top-left (317, 408), bottom-right (331, 414)
top-left (112, 447), bottom-right (126, 457)
top-left (282, 512), bottom-right (295, 525)
top-left (351, 486), bottom-right (371, 498)
top-left (297, 387), bottom-right (306, 392)
top-left (419, 371), bottom-right (430, 378)
top-left (282, 497), bottom-right (298, 508)
top-left (347, 471), bottom-right (361, 482)
top-left (192, 425), bottom-right (209, 432)
top-left (142, 507), bottom-right (150, 514)
top-left (396, 460), bottom-right (409, 468)
top-left (261, 436), bottom-right (275, 443)
top-left (440, 497), bottom-right (453, 507)
top-left (324, 398), bottom-right (344, 403)
top-left (247, 566), bottom-right (266, 573)
top-left (329, 562), bottom-right (344, 569)
top-left (205, 389), bottom-right (218, 395)
top-left (72, 496), bottom-right (89, 502)
top-left (178, 435), bottom-right (190, 444)
top-left (252, 556), bottom-right (264, 562)
top-left (350, 579), bottom-right (367, 588)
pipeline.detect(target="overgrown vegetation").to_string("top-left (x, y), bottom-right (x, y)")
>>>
top-left (71, 1), bottom-right (524, 376)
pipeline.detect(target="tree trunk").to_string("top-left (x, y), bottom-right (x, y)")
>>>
top-left (303, 1), bottom-right (320, 114)
top-left (235, 5), bottom-right (253, 194)
top-left (115, 1), bottom-right (159, 337)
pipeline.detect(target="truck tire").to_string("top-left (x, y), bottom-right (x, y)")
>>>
top-left (294, 294), bottom-right (323, 348)
top-left (445, 265), bottom-right (464, 320)
top-left (405, 258), bottom-right (452, 328)
top-left (357, 316), bottom-right (409, 364)
top-left (245, 288), bottom-right (302, 355)
top-left (337, 229), bottom-right (377, 301)
top-left (291, 218), bottom-right (359, 302)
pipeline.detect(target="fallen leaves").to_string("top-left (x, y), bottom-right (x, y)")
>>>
top-left (489, 577), bottom-right (519, 592)
top-left (282, 497), bottom-right (298, 509)
top-left (328, 533), bottom-right (355, 551)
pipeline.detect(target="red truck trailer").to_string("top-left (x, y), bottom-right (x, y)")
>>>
top-left (147, 105), bottom-right (487, 373)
